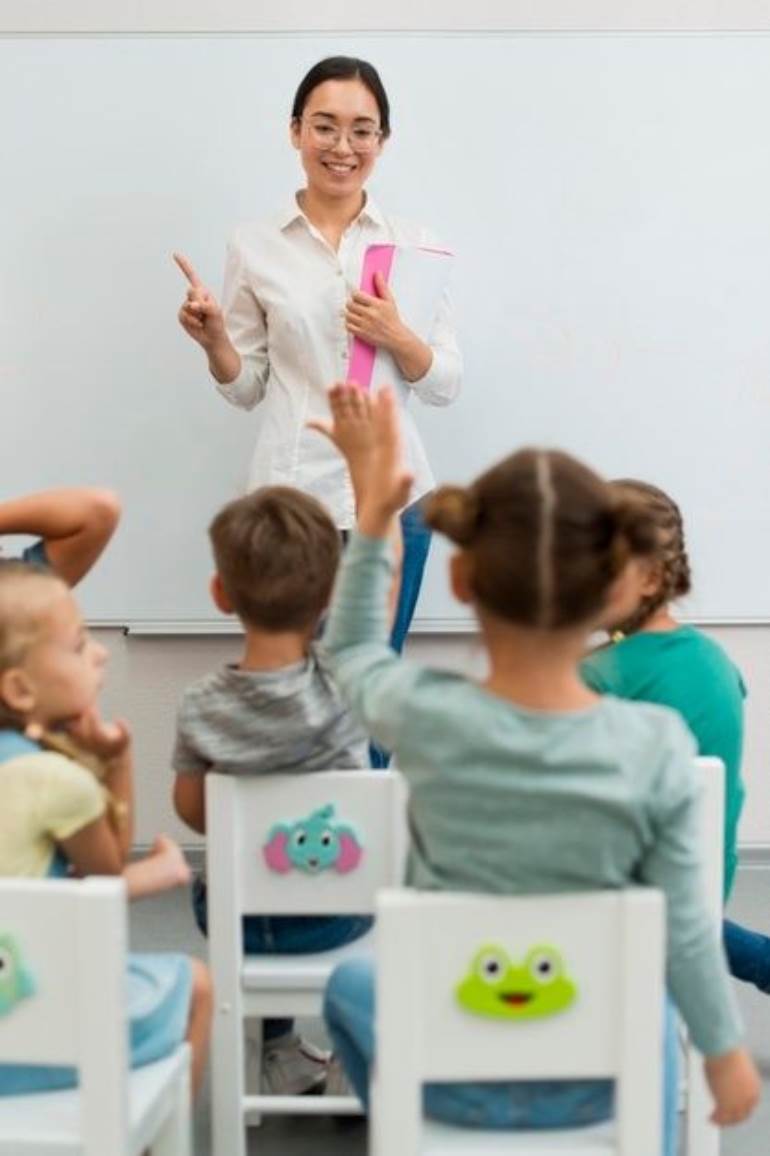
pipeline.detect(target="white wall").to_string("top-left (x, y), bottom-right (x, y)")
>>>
top-left (7, 2), bottom-right (769, 848)
top-left (97, 626), bottom-right (770, 852)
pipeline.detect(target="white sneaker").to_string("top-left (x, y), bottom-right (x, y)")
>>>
top-left (260, 1034), bottom-right (330, 1096)
top-left (324, 1054), bottom-right (355, 1098)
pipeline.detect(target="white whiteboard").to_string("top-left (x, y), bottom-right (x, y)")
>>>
top-left (2, 33), bottom-right (770, 628)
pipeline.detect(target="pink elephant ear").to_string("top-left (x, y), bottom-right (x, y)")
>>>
top-left (263, 830), bottom-right (292, 873)
top-left (335, 832), bottom-right (363, 874)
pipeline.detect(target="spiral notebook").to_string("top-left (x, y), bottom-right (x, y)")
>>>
top-left (347, 243), bottom-right (454, 390)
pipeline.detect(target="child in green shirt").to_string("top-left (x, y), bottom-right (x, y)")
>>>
top-left (581, 480), bottom-right (767, 992)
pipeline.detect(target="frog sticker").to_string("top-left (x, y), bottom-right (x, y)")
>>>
top-left (456, 943), bottom-right (577, 1021)
top-left (0, 933), bottom-right (36, 1016)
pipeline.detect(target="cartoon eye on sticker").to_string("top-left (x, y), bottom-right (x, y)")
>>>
top-left (262, 804), bottom-right (364, 875)
top-left (527, 947), bottom-right (562, 985)
top-left (456, 943), bottom-right (577, 1022)
top-left (475, 948), bottom-right (509, 986)
top-left (0, 934), bottom-right (37, 1017)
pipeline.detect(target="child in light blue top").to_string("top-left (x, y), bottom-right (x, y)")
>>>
top-left (315, 385), bottom-right (759, 1148)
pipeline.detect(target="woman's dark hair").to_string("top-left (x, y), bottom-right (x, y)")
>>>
top-left (425, 448), bottom-right (660, 630)
top-left (291, 56), bottom-right (391, 138)
top-left (607, 479), bottom-right (692, 634)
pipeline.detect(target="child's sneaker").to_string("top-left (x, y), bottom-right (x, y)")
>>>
top-left (260, 1033), bottom-right (330, 1095)
top-left (324, 1054), bottom-right (355, 1098)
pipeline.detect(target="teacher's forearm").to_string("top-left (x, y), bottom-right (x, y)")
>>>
top-left (206, 337), bottom-right (242, 385)
top-left (389, 329), bottom-right (434, 383)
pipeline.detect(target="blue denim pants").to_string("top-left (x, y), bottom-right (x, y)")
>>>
top-left (324, 957), bottom-right (678, 1153)
top-left (369, 497), bottom-right (432, 768)
top-left (192, 876), bottom-right (372, 1040)
top-left (724, 918), bottom-right (770, 993)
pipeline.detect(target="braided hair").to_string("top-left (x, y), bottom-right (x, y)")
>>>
top-left (609, 480), bottom-right (691, 635)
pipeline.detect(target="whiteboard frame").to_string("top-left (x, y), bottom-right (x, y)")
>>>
top-left (5, 12), bottom-right (770, 629)
top-left (117, 614), bottom-right (770, 635)
top-left (3, 1), bottom-right (770, 34)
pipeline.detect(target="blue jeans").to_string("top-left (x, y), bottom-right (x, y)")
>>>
top-left (192, 876), bottom-right (372, 1040)
top-left (369, 497), bottom-right (432, 768)
top-left (390, 498), bottom-right (433, 656)
top-left (324, 958), bottom-right (678, 1152)
top-left (723, 918), bottom-right (770, 993)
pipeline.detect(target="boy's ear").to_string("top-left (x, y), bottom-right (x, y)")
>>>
top-left (449, 551), bottom-right (474, 605)
top-left (210, 574), bottom-right (234, 615)
top-left (0, 668), bottom-right (36, 716)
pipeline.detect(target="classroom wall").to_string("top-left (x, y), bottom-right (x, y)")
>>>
top-left (8, 2), bottom-right (770, 850)
top-left (97, 627), bottom-right (770, 854)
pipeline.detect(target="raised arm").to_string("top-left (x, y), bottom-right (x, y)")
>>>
top-left (309, 383), bottom-right (404, 623)
top-left (174, 243), bottom-right (269, 409)
top-left (0, 488), bottom-right (120, 586)
top-left (313, 387), bottom-right (428, 751)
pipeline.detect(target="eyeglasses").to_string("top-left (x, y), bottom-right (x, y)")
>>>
top-left (302, 118), bottom-right (383, 154)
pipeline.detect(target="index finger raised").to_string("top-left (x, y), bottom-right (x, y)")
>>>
top-left (173, 251), bottom-right (203, 288)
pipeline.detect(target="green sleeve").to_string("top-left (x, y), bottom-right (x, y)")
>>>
top-left (324, 531), bottom-right (424, 755)
top-left (640, 720), bottom-right (742, 1055)
top-left (580, 648), bottom-right (613, 694)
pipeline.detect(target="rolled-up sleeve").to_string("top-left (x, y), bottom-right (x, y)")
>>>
top-left (216, 234), bottom-right (269, 410)
top-left (409, 286), bottom-right (462, 406)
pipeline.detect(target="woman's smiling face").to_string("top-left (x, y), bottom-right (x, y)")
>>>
top-left (290, 78), bottom-right (384, 200)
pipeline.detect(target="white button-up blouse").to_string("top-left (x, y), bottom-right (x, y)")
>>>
top-left (217, 195), bottom-right (462, 529)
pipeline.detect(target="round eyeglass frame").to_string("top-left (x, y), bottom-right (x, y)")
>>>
top-left (299, 117), bottom-right (384, 154)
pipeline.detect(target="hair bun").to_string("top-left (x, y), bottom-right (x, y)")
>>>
top-left (424, 485), bottom-right (480, 546)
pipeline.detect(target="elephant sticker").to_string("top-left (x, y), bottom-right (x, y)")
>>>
top-left (262, 804), bottom-right (364, 875)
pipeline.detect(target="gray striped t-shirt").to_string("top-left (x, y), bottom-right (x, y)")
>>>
top-left (172, 644), bottom-right (369, 777)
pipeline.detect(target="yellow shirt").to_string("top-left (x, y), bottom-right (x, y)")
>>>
top-left (0, 751), bottom-right (105, 877)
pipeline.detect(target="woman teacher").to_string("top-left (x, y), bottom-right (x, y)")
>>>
top-left (175, 55), bottom-right (462, 654)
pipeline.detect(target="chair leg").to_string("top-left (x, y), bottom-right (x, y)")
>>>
top-left (150, 1049), bottom-right (192, 1156)
top-left (244, 1017), bottom-right (263, 1129)
top-left (686, 1043), bottom-right (720, 1156)
top-left (212, 998), bottom-right (247, 1156)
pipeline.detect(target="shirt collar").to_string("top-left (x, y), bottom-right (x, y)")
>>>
top-left (278, 191), bottom-right (385, 232)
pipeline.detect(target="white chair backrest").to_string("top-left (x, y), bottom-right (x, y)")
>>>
top-left (694, 756), bottom-right (725, 922)
top-left (0, 877), bottom-right (129, 1151)
top-left (206, 770), bottom-right (408, 917)
top-left (374, 888), bottom-right (664, 1156)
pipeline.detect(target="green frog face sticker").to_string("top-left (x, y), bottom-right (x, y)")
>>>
top-left (456, 943), bottom-right (577, 1021)
top-left (0, 934), bottom-right (36, 1016)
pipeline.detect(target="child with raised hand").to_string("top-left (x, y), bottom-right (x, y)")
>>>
top-left (0, 562), bottom-right (211, 1096)
top-left (171, 438), bottom-right (385, 1095)
top-left (581, 479), bottom-right (770, 994)
top-left (0, 487), bottom-right (120, 586)
top-left (317, 388), bottom-right (759, 1150)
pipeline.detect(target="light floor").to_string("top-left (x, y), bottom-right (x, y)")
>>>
top-left (130, 866), bottom-right (770, 1156)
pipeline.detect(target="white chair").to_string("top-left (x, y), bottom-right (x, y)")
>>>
top-left (0, 877), bottom-right (191, 1156)
top-left (372, 888), bottom-right (665, 1156)
top-left (683, 756), bottom-right (725, 1156)
top-left (206, 768), bottom-right (408, 1156)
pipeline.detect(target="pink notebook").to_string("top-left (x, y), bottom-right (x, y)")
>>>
top-left (347, 244), bottom-right (453, 390)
